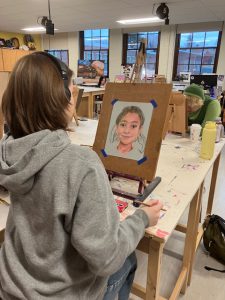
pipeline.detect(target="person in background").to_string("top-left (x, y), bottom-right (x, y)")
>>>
top-left (95, 76), bottom-right (107, 114)
top-left (218, 90), bottom-right (225, 125)
top-left (183, 83), bottom-right (221, 128)
top-left (0, 51), bottom-right (163, 300)
top-left (97, 75), bottom-right (107, 88)
top-left (91, 60), bottom-right (104, 77)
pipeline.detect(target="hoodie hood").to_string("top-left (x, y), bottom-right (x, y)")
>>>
top-left (0, 130), bottom-right (70, 194)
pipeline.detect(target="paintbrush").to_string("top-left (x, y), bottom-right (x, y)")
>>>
top-left (133, 199), bottom-right (167, 211)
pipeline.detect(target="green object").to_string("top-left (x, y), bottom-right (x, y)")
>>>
top-left (184, 83), bottom-right (205, 100)
top-left (188, 95), bottom-right (221, 127)
top-left (203, 214), bottom-right (225, 265)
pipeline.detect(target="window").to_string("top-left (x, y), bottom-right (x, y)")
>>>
top-left (122, 31), bottom-right (160, 76)
top-left (173, 31), bottom-right (221, 79)
top-left (80, 29), bottom-right (109, 76)
top-left (45, 50), bottom-right (69, 66)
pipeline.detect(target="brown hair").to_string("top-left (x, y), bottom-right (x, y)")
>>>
top-left (2, 52), bottom-right (73, 138)
top-left (116, 106), bottom-right (145, 126)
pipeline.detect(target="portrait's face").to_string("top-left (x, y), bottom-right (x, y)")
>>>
top-left (116, 112), bottom-right (142, 146)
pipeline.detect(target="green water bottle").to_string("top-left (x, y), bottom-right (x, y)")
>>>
top-left (200, 122), bottom-right (216, 160)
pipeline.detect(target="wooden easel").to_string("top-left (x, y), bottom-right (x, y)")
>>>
top-left (129, 39), bottom-right (147, 83)
top-left (162, 91), bottom-right (187, 139)
top-left (93, 82), bottom-right (172, 204)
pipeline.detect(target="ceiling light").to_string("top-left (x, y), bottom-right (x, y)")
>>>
top-left (117, 17), bottom-right (164, 25)
top-left (21, 26), bottom-right (58, 32)
top-left (22, 27), bottom-right (46, 32)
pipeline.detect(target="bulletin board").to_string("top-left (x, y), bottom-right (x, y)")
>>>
top-left (93, 82), bottom-right (172, 181)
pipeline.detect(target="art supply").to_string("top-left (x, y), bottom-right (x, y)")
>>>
top-left (116, 199), bottom-right (128, 213)
top-left (190, 124), bottom-right (202, 142)
top-left (200, 122), bottom-right (216, 160)
top-left (136, 177), bottom-right (161, 201)
top-left (133, 199), bottom-right (167, 211)
top-left (133, 177), bottom-right (161, 207)
top-left (215, 117), bottom-right (224, 142)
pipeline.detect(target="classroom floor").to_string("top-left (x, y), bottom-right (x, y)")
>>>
top-left (130, 146), bottom-right (225, 300)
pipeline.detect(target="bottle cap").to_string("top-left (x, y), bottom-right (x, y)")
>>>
top-left (205, 122), bottom-right (216, 129)
top-left (191, 123), bottom-right (202, 128)
top-left (214, 117), bottom-right (221, 122)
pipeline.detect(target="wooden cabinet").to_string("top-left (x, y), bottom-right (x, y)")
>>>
top-left (0, 49), bottom-right (33, 72)
top-left (162, 92), bottom-right (187, 138)
top-left (0, 50), bottom-right (3, 71)
top-left (0, 72), bottom-right (10, 138)
top-left (2, 49), bottom-right (17, 72)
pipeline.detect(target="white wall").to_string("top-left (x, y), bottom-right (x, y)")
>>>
top-left (67, 32), bottom-right (79, 77)
top-left (109, 29), bottom-right (123, 81)
top-left (41, 22), bottom-right (225, 84)
top-left (158, 25), bottom-right (176, 82)
top-left (42, 32), bottom-right (79, 77)
top-left (42, 32), bottom-right (69, 50)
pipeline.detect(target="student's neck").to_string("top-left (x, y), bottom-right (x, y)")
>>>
top-left (117, 143), bottom-right (132, 153)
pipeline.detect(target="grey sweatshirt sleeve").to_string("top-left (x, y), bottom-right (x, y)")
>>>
top-left (70, 150), bottom-right (149, 277)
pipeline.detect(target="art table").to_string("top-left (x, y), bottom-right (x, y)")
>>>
top-left (130, 136), bottom-right (225, 299)
top-left (76, 86), bottom-right (105, 118)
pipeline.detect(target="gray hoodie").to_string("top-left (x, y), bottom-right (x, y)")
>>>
top-left (0, 129), bottom-right (149, 300)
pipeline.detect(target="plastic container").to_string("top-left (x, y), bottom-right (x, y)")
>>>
top-left (190, 124), bottom-right (202, 142)
top-left (215, 117), bottom-right (224, 142)
top-left (200, 122), bottom-right (216, 160)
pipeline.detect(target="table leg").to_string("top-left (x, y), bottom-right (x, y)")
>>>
top-left (206, 154), bottom-right (221, 215)
top-left (187, 183), bottom-right (204, 286)
top-left (87, 93), bottom-right (93, 119)
top-left (146, 238), bottom-right (164, 300)
top-left (181, 184), bottom-right (203, 293)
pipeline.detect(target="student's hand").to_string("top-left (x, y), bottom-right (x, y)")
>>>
top-left (140, 200), bottom-right (163, 227)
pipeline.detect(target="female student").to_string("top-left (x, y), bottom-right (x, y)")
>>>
top-left (0, 52), bottom-right (162, 300)
top-left (97, 75), bottom-right (107, 87)
top-left (184, 83), bottom-right (221, 127)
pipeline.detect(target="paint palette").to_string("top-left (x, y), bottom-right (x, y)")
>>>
top-left (116, 199), bottom-right (128, 213)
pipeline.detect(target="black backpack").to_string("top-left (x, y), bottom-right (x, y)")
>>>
top-left (203, 214), bottom-right (225, 272)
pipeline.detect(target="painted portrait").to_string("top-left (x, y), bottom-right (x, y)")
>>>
top-left (104, 101), bottom-right (153, 161)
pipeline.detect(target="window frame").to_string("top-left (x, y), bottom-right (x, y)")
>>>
top-left (79, 29), bottom-right (110, 77)
top-left (122, 31), bottom-right (161, 76)
top-left (44, 49), bottom-right (69, 66)
top-left (172, 31), bottom-right (222, 80)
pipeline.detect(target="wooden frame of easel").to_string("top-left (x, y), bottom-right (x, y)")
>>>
top-left (93, 82), bottom-right (172, 201)
top-left (125, 39), bottom-right (147, 84)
